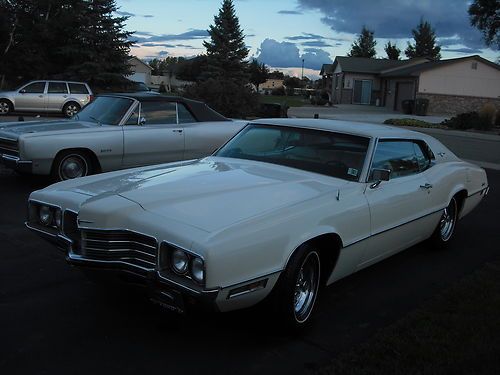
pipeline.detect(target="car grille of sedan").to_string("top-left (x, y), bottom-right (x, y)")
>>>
top-left (0, 138), bottom-right (19, 157)
top-left (79, 229), bottom-right (158, 270)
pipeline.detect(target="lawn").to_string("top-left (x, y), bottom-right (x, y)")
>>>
top-left (259, 94), bottom-right (309, 107)
top-left (316, 257), bottom-right (500, 374)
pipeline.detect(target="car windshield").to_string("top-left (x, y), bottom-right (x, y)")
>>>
top-left (215, 124), bottom-right (370, 181)
top-left (72, 96), bottom-right (134, 125)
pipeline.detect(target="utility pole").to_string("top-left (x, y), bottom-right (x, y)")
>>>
top-left (301, 59), bottom-right (304, 80)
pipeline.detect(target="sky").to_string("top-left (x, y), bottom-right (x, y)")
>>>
top-left (116, 0), bottom-right (499, 79)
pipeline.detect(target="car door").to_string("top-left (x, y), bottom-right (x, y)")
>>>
top-left (122, 100), bottom-right (185, 167)
top-left (15, 81), bottom-right (48, 111)
top-left (47, 82), bottom-right (69, 112)
top-left (359, 139), bottom-right (435, 268)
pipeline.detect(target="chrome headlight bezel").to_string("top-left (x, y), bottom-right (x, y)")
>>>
top-left (29, 201), bottom-right (63, 231)
top-left (160, 242), bottom-right (206, 286)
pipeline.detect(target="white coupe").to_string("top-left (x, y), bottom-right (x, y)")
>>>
top-left (26, 119), bottom-right (489, 327)
top-left (0, 94), bottom-right (245, 180)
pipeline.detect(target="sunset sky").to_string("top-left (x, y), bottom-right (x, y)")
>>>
top-left (117, 0), bottom-right (498, 78)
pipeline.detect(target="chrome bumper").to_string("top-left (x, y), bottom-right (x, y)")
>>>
top-left (1, 154), bottom-right (32, 173)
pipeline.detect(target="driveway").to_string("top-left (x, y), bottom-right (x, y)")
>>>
top-left (289, 104), bottom-right (449, 124)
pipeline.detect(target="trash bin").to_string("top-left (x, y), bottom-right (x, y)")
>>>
top-left (415, 98), bottom-right (429, 116)
top-left (401, 99), bottom-right (414, 114)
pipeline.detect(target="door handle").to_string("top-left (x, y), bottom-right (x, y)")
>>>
top-left (420, 183), bottom-right (433, 189)
top-left (63, 95), bottom-right (68, 98)
top-left (38, 95), bottom-right (44, 98)
top-left (172, 129), bottom-right (183, 133)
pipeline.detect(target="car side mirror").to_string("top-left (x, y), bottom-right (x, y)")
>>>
top-left (20, 89), bottom-right (26, 94)
top-left (139, 117), bottom-right (146, 125)
top-left (370, 168), bottom-right (391, 189)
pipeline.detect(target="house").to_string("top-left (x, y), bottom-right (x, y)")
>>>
top-left (259, 79), bottom-right (284, 95)
top-left (127, 56), bottom-right (152, 86)
top-left (321, 55), bottom-right (500, 115)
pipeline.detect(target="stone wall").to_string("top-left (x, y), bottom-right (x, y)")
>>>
top-left (416, 93), bottom-right (500, 116)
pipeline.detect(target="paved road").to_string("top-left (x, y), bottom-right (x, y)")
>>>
top-left (0, 168), bottom-right (498, 374)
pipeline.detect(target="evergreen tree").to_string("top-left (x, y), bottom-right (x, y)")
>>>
top-left (405, 19), bottom-right (441, 60)
top-left (185, 0), bottom-right (257, 118)
top-left (348, 26), bottom-right (377, 58)
top-left (202, 0), bottom-right (249, 82)
top-left (469, 0), bottom-right (500, 49)
top-left (384, 41), bottom-right (401, 60)
top-left (248, 59), bottom-right (269, 91)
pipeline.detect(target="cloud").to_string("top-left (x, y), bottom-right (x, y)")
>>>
top-left (285, 33), bottom-right (326, 41)
top-left (297, 0), bottom-right (489, 51)
top-left (116, 10), bottom-right (155, 18)
top-left (278, 10), bottom-right (303, 15)
top-left (256, 39), bottom-right (332, 70)
top-left (141, 43), bottom-right (177, 48)
top-left (132, 29), bottom-right (209, 43)
top-left (442, 47), bottom-right (483, 54)
top-left (301, 40), bottom-right (333, 47)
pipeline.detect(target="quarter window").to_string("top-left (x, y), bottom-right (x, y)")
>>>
top-left (22, 82), bottom-right (46, 94)
top-left (177, 103), bottom-right (196, 123)
top-left (68, 83), bottom-right (89, 94)
top-left (371, 141), bottom-right (421, 178)
top-left (48, 82), bottom-right (68, 94)
top-left (141, 102), bottom-right (177, 125)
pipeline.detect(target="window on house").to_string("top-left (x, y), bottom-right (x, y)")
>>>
top-left (471, 62), bottom-right (478, 70)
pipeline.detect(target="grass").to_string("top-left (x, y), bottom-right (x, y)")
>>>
top-left (316, 258), bottom-right (500, 374)
top-left (383, 118), bottom-right (444, 128)
top-left (258, 94), bottom-right (309, 107)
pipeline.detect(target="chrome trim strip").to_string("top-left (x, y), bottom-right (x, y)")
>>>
top-left (343, 206), bottom-right (446, 249)
top-left (467, 186), bottom-right (489, 198)
top-left (222, 270), bottom-right (281, 291)
top-left (84, 238), bottom-right (156, 250)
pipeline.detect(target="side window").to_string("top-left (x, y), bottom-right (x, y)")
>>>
top-left (68, 83), bottom-right (89, 94)
top-left (413, 142), bottom-right (431, 171)
top-left (48, 82), bottom-right (68, 94)
top-left (371, 141), bottom-right (419, 179)
top-left (22, 82), bottom-right (46, 94)
top-left (141, 102), bottom-right (177, 125)
top-left (177, 103), bottom-right (196, 123)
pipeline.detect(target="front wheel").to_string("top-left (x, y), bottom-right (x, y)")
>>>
top-left (272, 244), bottom-right (321, 328)
top-left (52, 151), bottom-right (92, 181)
top-left (0, 99), bottom-right (12, 115)
top-left (430, 197), bottom-right (458, 249)
top-left (63, 102), bottom-right (81, 118)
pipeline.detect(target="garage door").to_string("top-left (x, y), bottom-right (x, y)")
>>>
top-left (128, 73), bottom-right (147, 83)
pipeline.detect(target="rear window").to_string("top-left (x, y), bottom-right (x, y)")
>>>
top-left (48, 82), bottom-right (68, 94)
top-left (68, 83), bottom-right (89, 94)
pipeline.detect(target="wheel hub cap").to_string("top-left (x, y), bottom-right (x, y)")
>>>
top-left (439, 202), bottom-right (456, 241)
top-left (293, 253), bottom-right (319, 322)
top-left (61, 157), bottom-right (86, 179)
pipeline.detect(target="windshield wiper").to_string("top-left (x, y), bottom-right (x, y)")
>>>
top-left (89, 116), bottom-right (102, 126)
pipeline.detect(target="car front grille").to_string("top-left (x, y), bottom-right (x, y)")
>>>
top-left (0, 137), bottom-right (19, 157)
top-left (79, 229), bottom-right (158, 270)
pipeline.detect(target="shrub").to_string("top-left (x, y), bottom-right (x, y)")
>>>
top-left (383, 118), bottom-right (437, 127)
top-left (479, 103), bottom-right (497, 128)
top-left (441, 111), bottom-right (491, 130)
top-left (271, 87), bottom-right (285, 96)
top-left (158, 83), bottom-right (167, 93)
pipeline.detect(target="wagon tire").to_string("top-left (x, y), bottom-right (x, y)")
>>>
top-left (429, 196), bottom-right (458, 250)
top-left (271, 243), bottom-right (321, 329)
top-left (0, 99), bottom-right (12, 115)
top-left (62, 102), bottom-right (80, 118)
top-left (52, 151), bottom-right (93, 181)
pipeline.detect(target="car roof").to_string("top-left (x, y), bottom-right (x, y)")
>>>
top-left (250, 118), bottom-right (427, 139)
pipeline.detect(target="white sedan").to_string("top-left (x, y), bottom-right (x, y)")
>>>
top-left (0, 94), bottom-right (245, 180)
top-left (26, 119), bottom-right (489, 327)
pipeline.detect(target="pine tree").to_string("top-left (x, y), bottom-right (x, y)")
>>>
top-left (384, 41), bottom-right (401, 60)
top-left (348, 26), bottom-right (377, 58)
top-left (469, 0), bottom-right (500, 49)
top-left (405, 19), bottom-right (441, 60)
top-left (203, 0), bottom-right (249, 83)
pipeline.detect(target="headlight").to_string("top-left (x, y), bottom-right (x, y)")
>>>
top-left (190, 257), bottom-right (205, 284)
top-left (171, 248), bottom-right (189, 274)
top-left (54, 209), bottom-right (62, 228)
top-left (38, 206), bottom-right (53, 226)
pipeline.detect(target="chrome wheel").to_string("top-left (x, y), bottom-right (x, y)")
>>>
top-left (293, 251), bottom-right (320, 323)
top-left (439, 198), bottom-right (457, 242)
top-left (0, 101), bottom-right (10, 115)
top-left (64, 103), bottom-right (80, 117)
top-left (58, 154), bottom-right (88, 180)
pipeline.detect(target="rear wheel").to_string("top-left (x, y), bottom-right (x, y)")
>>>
top-left (52, 151), bottom-right (93, 181)
top-left (430, 197), bottom-right (458, 249)
top-left (272, 244), bottom-right (321, 328)
top-left (63, 102), bottom-right (80, 118)
top-left (0, 99), bottom-right (12, 115)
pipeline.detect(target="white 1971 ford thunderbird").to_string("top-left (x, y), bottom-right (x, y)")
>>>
top-left (26, 119), bottom-right (489, 327)
top-left (0, 94), bottom-right (246, 180)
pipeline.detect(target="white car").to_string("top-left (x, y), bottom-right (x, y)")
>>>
top-left (26, 119), bottom-right (489, 327)
top-left (0, 94), bottom-right (245, 180)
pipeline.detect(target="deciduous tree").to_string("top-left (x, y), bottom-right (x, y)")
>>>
top-left (468, 0), bottom-right (500, 49)
top-left (248, 59), bottom-right (269, 91)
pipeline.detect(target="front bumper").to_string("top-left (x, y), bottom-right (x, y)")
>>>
top-left (26, 222), bottom-right (219, 313)
top-left (1, 154), bottom-right (32, 173)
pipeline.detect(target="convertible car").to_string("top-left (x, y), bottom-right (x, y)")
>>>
top-left (0, 94), bottom-right (245, 180)
top-left (26, 119), bottom-right (489, 327)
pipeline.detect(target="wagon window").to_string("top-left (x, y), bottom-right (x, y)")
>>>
top-left (371, 140), bottom-right (420, 178)
top-left (140, 101), bottom-right (177, 125)
top-left (21, 82), bottom-right (46, 94)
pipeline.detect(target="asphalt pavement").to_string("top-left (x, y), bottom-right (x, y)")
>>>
top-left (0, 166), bottom-right (498, 374)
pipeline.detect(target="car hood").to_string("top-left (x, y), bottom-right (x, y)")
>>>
top-left (0, 120), bottom-right (98, 138)
top-left (53, 157), bottom-right (346, 232)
